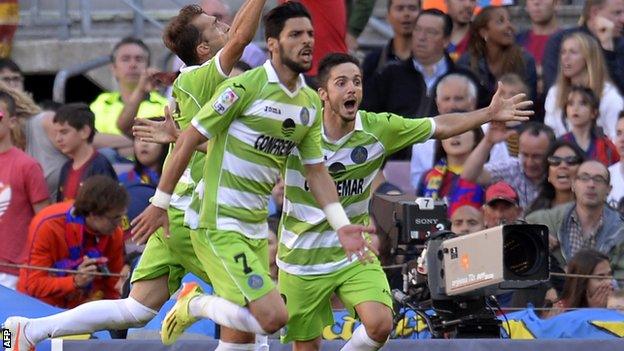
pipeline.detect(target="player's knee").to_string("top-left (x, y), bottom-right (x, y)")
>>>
top-left (256, 307), bottom-right (288, 334)
top-left (363, 315), bottom-right (393, 342)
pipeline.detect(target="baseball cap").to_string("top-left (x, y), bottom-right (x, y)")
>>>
top-left (485, 181), bottom-right (519, 206)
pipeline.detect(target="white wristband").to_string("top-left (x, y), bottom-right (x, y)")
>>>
top-left (151, 189), bottom-right (171, 210)
top-left (323, 202), bottom-right (351, 231)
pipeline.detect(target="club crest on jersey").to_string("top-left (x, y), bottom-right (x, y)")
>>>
top-left (248, 274), bottom-right (264, 289)
top-left (282, 118), bottom-right (296, 137)
top-left (328, 162), bottom-right (347, 176)
top-left (212, 87), bottom-right (239, 115)
top-left (351, 146), bottom-right (368, 164)
top-left (300, 107), bottom-right (310, 125)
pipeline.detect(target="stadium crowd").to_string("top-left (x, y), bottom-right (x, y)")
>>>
top-left (1, 0), bottom-right (624, 349)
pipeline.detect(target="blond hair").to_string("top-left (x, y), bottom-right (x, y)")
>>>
top-left (555, 32), bottom-right (609, 110)
top-left (0, 80), bottom-right (42, 149)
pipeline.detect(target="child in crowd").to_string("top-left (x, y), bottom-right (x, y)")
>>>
top-left (0, 91), bottom-right (49, 289)
top-left (608, 112), bottom-right (624, 207)
top-left (119, 124), bottom-right (167, 188)
top-left (418, 127), bottom-right (484, 204)
top-left (559, 86), bottom-right (619, 167)
top-left (53, 103), bottom-right (117, 202)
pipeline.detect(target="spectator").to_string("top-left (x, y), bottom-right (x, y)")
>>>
top-left (90, 37), bottom-right (168, 156)
top-left (517, 0), bottom-right (561, 96)
top-left (526, 139), bottom-right (585, 215)
top-left (0, 58), bottom-right (24, 92)
top-left (17, 176), bottom-right (126, 309)
top-left (118, 120), bottom-right (167, 188)
top-left (450, 204), bottom-right (485, 235)
top-left (0, 91), bottom-right (49, 289)
top-left (462, 121), bottom-right (555, 209)
top-left (559, 86), bottom-right (619, 166)
top-left (546, 249), bottom-right (614, 318)
top-left (608, 112), bottom-right (624, 206)
top-left (526, 160), bottom-right (624, 280)
top-left (458, 6), bottom-right (538, 101)
top-left (607, 288), bottom-right (624, 311)
top-left (542, 0), bottom-right (624, 95)
top-left (53, 103), bottom-right (117, 202)
top-left (445, 0), bottom-right (475, 61)
top-left (544, 32), bottom-right (623, 140)
top-left (482, 181), bottom-right (522, 228)
top-left (410, 8), bottom-right (454, 94)
top-left (417, 127), bottom-right (484, 203)
top-left (0, 81), bottom-right (67, 200)
top-left (361, 0), bottom-right (420, 85)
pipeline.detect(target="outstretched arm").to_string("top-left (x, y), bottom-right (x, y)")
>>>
top-left (433, 82), bottom-right (533, 139)
top-left (219, 0), bottom-right (267, 75)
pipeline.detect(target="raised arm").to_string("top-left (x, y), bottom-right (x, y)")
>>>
top-left (461, 121), bottom-right (515, 184)
top-left (432, 82), bottom-right (533, 139)
top-left (219, 0), bottom-right (267, 75)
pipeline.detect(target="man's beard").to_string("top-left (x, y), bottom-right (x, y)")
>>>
top-left (279, 44), bottom-right (310, 74)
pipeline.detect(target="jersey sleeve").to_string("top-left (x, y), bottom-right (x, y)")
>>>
top-left (173, 50), bottom-right (228, 114)
top-left (191, 77), bottom-right (250, 139)
top-left (362, 111), bottom-right (435, 156)
top-left (296, 97), bottom-right (324, 165)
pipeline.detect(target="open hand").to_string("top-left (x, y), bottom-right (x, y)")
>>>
top-left (337, 224), bottom-right (378, 264)
top-left (489, 81), bottom-right (534, 123)
top-left (133, 105), bottom-right (179, 144)
top-left (130, 204), bottom-right (169, 244)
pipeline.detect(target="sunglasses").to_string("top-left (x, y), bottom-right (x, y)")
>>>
top-left (547, 155), bottom-right (582, 166)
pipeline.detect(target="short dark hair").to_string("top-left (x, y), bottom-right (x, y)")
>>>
top-left (163, 5), bottom-right (204, 66)
top-left (316, 53), bottom-right (360, 88)
top-left (577, 159), bottom-right (611, 184)
top-left (0, 91), bottom-right (16, 117)
top-left (74, 175), bottom-right (128, 217)
top-left (519, 121), bottom-right (556, 144)
top-left (111, 37), bottom-right (151, 65)
top-left (53, 103), bottom-right (96, 143)
top-left (263, 1), bottom-right (312, 41)
top-left (388, 0), bottom-right (422, 10)
top-left (0, 58), bottom-right (21, 74)
top-left (416, 8), bottom-right (453, 37)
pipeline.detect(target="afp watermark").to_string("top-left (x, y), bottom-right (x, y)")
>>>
top-left (2, 328), bottom-right (11, 348)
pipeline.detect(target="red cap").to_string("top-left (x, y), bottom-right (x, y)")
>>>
top-left (485, 181), bottom-right (518, 206)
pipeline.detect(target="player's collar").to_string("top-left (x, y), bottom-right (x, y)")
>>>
top-left (320, 110), bottom-right (364, 145)
top-left (263, 60), bottom-right (306, 98)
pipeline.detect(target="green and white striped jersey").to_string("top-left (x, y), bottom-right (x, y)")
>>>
top-left (278, 110), bottom-right (435, 275)
top-left (190, 60), bottom-right (323, 239)
top-left (169, 51), bottom-right (227, 215)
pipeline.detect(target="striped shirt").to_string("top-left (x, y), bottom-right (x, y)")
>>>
top-left (278, 110), bottom-right (434, 275)
top-left (190, 60), bottom-right (323, 239)
top-left (169, 51), bottom-right (227, 216)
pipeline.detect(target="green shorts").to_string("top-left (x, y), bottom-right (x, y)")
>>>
top-left (190, 228), bottom-right (274, 306)
top-left (279, 260), bottom-right (393, 343)
top-left (131, 208), bottom-right (209, 295)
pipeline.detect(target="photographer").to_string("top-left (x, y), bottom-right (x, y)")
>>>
top-left (17, 176), bottom-right (127, 309)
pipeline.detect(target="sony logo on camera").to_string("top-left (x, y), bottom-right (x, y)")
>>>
top-left (413, 218), bottom-right (440, 225)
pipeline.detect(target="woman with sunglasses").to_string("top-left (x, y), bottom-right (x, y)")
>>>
top-left (526, 139), bottom-right (585, 215)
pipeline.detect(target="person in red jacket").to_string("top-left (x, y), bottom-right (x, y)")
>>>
top-left (17, 175), bottom-right (127, 309)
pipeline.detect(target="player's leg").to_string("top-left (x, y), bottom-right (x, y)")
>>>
top-left (336, 262), bottom-right (393, 351)
top-left (162, 229), bottom-right (284, 345)
top-left (279, 268), bottom-right (336, 351)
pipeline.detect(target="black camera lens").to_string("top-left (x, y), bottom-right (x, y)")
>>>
top-left (503, 228), bottom-right (546, 277)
